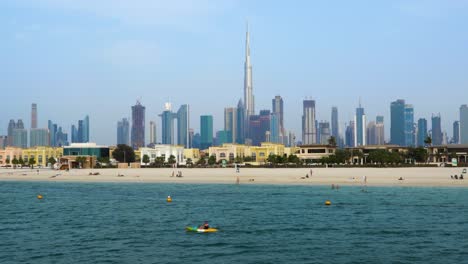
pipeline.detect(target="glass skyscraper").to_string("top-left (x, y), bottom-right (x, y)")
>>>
top-left (391, 99), bottom-right (405, 146)
top-left (30, 128), bottom-right (49, 147)
top-left (224, 107), bottom-right (237, 143)
top-left (354, 104), bottom-right (366, 146)
top-left (302, 99), bottom-right (316, 145)
top-left (236, 100), bottom-right (245, 144)
top-left (431, 114), bottom-right (442, 146)
top-left (177, 104), bottom-right (190, 148)
top-left (331, 107), bottom-right (339, 140)
top-left (272, 96), bottom-right (284, 138)
top-left (117, 118), bottom-right (130, 145)
top-left (404, 105), bottom-right (414, 146)
top-left (453, 121), bottom-right (460, 144)
top-left (160, 103), bottom-right (175, 145)
top-left (131, 101), bottom-right (145, 149)
top-left (417, 118), bottom-right (427, 147)
top-left (200, 115), bottom-right (213, 149)
top-left (270, 113), bottom-right (280, 143)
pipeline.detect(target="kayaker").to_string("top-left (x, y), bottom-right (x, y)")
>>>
top-left (199, 221), bottom-right (210, 229)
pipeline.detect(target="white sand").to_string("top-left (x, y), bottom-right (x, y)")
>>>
top-left (1, 167), bottom-right (467, 187)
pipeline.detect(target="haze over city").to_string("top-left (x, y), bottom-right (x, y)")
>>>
top-left (1, 0), bottom-right (468, 145)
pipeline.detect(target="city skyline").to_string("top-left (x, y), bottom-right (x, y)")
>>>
top-left (1, 1), bottom-right (468, 145)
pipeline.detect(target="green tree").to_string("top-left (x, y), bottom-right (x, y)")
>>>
top-left (112, 144), bottom-right (135, 163)
top-left (153, 157), bottom-right (165, 167)
top-left (406, 147), bottom-right (428, 163)
top-left (48, 157), bottom-right (57, 167)
top-left (208, 155), bottom-right (217, 166)
top-left (186, 158), bottom-right (193, 167)
top-left (142, 154), bottom-right (150, 166)
top-left (12, 157), bottom-right (18, 169)
top-left (28, 157), bottom-right (35, 169)
top-left (234, 156), bottom-right (244, 163)
top-left (244, 156), bottom-right (254, 162)
top-left (424, 136), bottom-right (432, 146)
top-left (287, 154), bottom-right (302, 165)
top-left (196, 157), bottom-right (206, 166)
top-left (328, 136), bottom-right (337, 147)
top-left (367, 149), bottom-right (389, 165)
top-left (5, 157), bottom-right (10, 166)
top-left (18, 157), bottom-right (24, 167)
top-left (168, 155), bottom-right (177, 165)
top-left (267, 154), bottom-right (277, 166)
top-left (75, 156), bottom-right (87, 168)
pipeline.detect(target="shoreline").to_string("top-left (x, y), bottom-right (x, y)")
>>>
top-left (1, 167), bottom-right (467, 187)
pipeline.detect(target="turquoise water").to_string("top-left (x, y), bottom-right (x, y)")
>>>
top-left (1, 181), bottom-right (467, 264)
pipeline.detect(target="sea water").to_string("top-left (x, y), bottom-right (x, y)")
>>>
top-left (1, 181), bottom-right (467, 263)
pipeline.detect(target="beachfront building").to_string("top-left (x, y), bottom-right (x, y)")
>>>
top-left (426, 145), bottom-right (468, 164)
top-left (209, 144), bottom-right (247, 163)
top-left (346, 145), bottom-right (408, 164)
top-left (0, 147), bottom-right (23, 166)
top-left (139, 145), bottom-right (185, 165)
top-left (184, 148), bottom-right (201, 164)
top-left (247, 143), bottom-right (285, 164)
top-left (22, 147), bottom-right (63, 167)
top-left (296, 145), bottom-right (336, 163)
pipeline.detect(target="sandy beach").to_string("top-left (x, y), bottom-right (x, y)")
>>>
top-left (1, 167), bottom-right (467, 187)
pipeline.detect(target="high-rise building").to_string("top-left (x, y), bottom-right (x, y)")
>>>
top-left (318, 121), bottom-right (330, 145)
top-left (48, 120), bottom-right (57, 147)
top-left (236, 100), bottom-right (245, 144)
top-left (224, 107), bottom-right (237, 143)
top-left (30, 128), bottom-right (49, 147)
top-left (248, 115), bottom-right (261, 146)
top-left (244, 24), bottom-right (254, 118)
top-left (149, 121), bottom-right (157, 145)
top-left (13, 121), bottom-right (27, 148)
top-left (7, 120), bottom-right (16, 146)
top-left (376, 115), bottom-right (384, 124)
top-left (31, 103), bottom-right (37, 129)
top-left (177, 104), bottom-right (190, 148)
top-left (78, 120), bottom-right (84, 143)
top-left (160, 103), bottom-right (176, 145)
top-left (302, 99), bottom-right (316, 145)
top-left (460, 105), bottom-right (468, 144)
top-left (391, 99), bottom-right (405, 146)
top-left (331, 107), bottom-right (339, 140)
top-left (270, 113), bottom-right (280, 143)
top-left (367, 118), bottom-right (384, 145)
top-left (131, 101), bottom-right (145, 149)
top-left (431, 114), bottom-right (442, 145)
top-left (56, 126), bottom-right (68, 147)
top-left (345, 121), bottom-right (355, 147)
top-left (83, 115), bottom-right (89, 143)
top-left (404, 105), bottom-right (414, 146)
top-left (272, 95), bottom-right (284, 136)
top-left (71, 125), bottom-right (78, 143)
top-left (354, 104), bottom-right (366, 146)
top-left (215, 130), bottom-right (231, 146)
top-left (417, 118), bottom-right (428, 147)
top-left (117, 118), bottom-right (130, 145)
top-left (453, 121), bottom-right (460, 144)
top-left (259, 110), bottom-right (271, 144)
top-left (200, 115), bottom-right (213, 149)
top-left (0, 136), bottom-right (7, 149)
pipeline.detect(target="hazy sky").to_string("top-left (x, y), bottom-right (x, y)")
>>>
top-left (1, 0), bottom-right (468, 145)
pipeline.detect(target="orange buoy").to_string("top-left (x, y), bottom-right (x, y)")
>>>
top-left (325, 200), bottom-right (331, 206)
top-left (37, 194), bottom-right (43, 200)
top-left (167, 195), bottom-right (172, 203)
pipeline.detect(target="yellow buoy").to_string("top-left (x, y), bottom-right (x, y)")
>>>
top-left (325, 200), bottom-right (331, 206)
top-left (167, 196), bottom-right (172, 203)
top-left (37, 194), bottom-right (43, 200)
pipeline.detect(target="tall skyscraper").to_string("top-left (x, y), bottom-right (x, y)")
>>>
top-left (200, 115), bottom-right (213, 149)
top-left (0, 136), bottom-right (7, 149)
top-left (248, 115), bottom-right (261, 146)
top-left (244, 24), bottom-right (254, 118)
top-left (13, 128), bottom-right (27, 148)
top-left (7, 120), bottom-right (16, 146)
top-left (177, 104), bottom-right (190, 148)
top-left (404, 105), bottom-right (414, 146)
top-left (460, 105), bottom-right (468, 144)
top-left (270, 113), bottom-right (280, 143)
top-left (331, 107), bottom-right (339, 140)
top-left (48, 120), bottom-right (56, 147)
top-left (160, 103), bottom-right (176, 145)
top-left (149, 121), bottom-right (157, 145)
top-left (453, 121), bottom-right (460, 144)
top-left (31, 103), bottom-right (37, 129)
top-left (354, 103), bottom-right (366, 146)
top-left (224, 107), bottom-right (237, 143)
top-left (318, 121), bottom-right (330, 145)
top-left (83, 115), bottom-right (89, 143)
top-left (367, 118), bottom-right (384, 145)
top-left (56, 127), bottom-right (68, 146)
top-left (236, 100), bottom-right (245, 144)
top-left (78, 120), bottom-right (84, 143)
top-left (131, 101), bottom-right (145, 149)
top-left (71, 125), bottom-right (78, 143)
top-left (272, 96), bottom-right (284, 136)
top-left (345, 121), bottom-right (355, 147)
top-left (391, 99), bottom-right (405, 146)
top-left (302, 99), bottom-right (316, 145)
top-left (30, 128), bottom-right (49, 147)
top-left (431, 114), bottom-right (442, 145)
top-left (417, 118), bottom-right (428, 147)
top-left (117, 118), bottom-right (130, 145)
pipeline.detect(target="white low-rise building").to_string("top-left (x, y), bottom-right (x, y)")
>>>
top-left (140, 145), bottom-right (185, 165)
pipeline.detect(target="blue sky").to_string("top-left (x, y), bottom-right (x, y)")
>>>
top-left (1, 0), bottom-right (468, 145)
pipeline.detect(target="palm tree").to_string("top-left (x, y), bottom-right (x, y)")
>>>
top-left (328, 136), bottom-right (337, 147)
top-left (424, 136), bottom-right (432, 146)
top-left (29, 157), bottom-right (36, 169)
